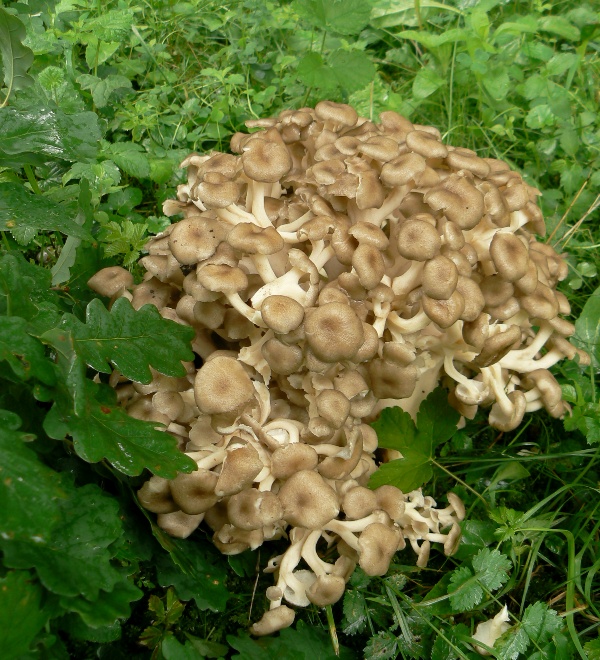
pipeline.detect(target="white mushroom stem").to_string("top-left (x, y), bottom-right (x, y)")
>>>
top-left (482, 365), bottom-right (513, 416)
top-left (263, 419), bottom-right (302, 446)
top-left (225, 292), bottom-right (266, 326)
top-left (301, 530), bottom-right (336, 576)
top-left (250, 181), bottom-right (276, 228)
top-left (444, 351), bottom-right (489, 404)
top-left (387, 309), bottom-right (430, 335)
top-left (325, 511), bottom-right (391, 544)
top-left (498, 322), bottom-right (553, 368)
top-left (372, 301), bottom-right (392, 337)
top-left (218, 204), bottom-right (268, 227)
top-left (277, 210), bottom-right (315, 234)
top-left (196, 447), bottom-right (227, 470)
top-left (251, 267), bottom-right (315, 308)
top-left (271, 528), bottom-right (312, 608)
top-left (359, 185), bottom-right (411, 227)
top-left (392, 261), bottom-right (423, 295)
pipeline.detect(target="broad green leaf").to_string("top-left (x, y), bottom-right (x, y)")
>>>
top-left (494, 627), bottom-right (530, 660)
top-left (51, 179), bottom-right (93, 286)
top-left (296, 53), bottom-right (339, 92)
top-left (2, 484), bottom-right (123, 600)
top-left (84, 9), bottom-right (134, 42)
top-left (369, 388), bottom-right (459, 491)
top-left (293, 0), bottom-right (372, 35)
top-left (0, 184), bottom-right (93, 241)
top-left (0, 416), bottom-right (65, 541)
top-left (77, 72), bottom-right (131, 108)
top-left (362, 630), bottom-right (398, 660)
top-left (521, 602), bottom-right (562, 645)
top-left (472, 549), bottom-right (511, 591)
top-left (573, 286), bottom-right (600, 369)
top-left (57, 297), bottom-right (194, 383)
top-left (412, 67), bottom-right (445, 99)
top-left (85, 39), bottom-right (121, 70)
top-left (106, 141), bottom-right (151, 178)
top-left (0, 317), bottom-right (55, 384)
top-left (585, 637), bottom-right (600, 660)
top-left (60, 615), bottom-right (122, 643)
top-left (60, 579), bottom-right (143, 627)
top-left (546, 53), bottom-right (578, 77)
top-left (161, 636), bottom-right (199, 660)
top-left (431, 623), bottom-right (470, 660)
top-left (483, 70), bottom-right (510, 100)
top-left (328, 50), bottom-right (377, 93)
top-left (43, 377), bottom-right (195, 477)
top-left (156, 539), bottom-right (230, 612)
top-left (0, 571), bottom-right (49, 658)
top-left (389, 28), bottom-right (469, 49)
top-left (538, 16), bottom-right (580, 42)
top-left (371, 1), bottom-right (462, 29)
top-left (0, 107), bottom-right (100, 162)
top-left (185, 636), bottom-right (229, 659)
top-left (0, 8), bottom-right (34, 105)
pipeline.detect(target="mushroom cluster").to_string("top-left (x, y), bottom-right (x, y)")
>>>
top-left (88, 101), bottom-right (586, 634)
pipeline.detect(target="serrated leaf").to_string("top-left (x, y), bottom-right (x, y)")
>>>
top-left (431, 623), bottom-right (470, 660)
top-left (85, 39), bottom-right (121, 70)
top-left (0, 184), bottom-right (93, 240)
top-left (0, 8), bottom-right (34, 104)
top-left (328, 50), bottom-right (376, 93)
top-left (293, 0), bottom-right (372, 35)
top-left (2, 484), bottom-right (123, 600)
top-left (573, 286), bottom-right (600, 369)
top-left (0, 571), bottom-right (49, 658)
top-left (10, 225), bottom-right (37, 245)
top-left (521, 602), bottom-right (562, 645)
top-left (472, 548), bottom-right (511, 591)
top-left (538, 16), bottom-right (580, 42)
top-left (494, 628), bottom-right (530, 660)
top-left (161, 635), bottom-right (199, 660)
top-left (43, 377), bottom-right (195, 478)
top-left (84, 9), bottom-right (134, 42)
top-left (0, 107), bottom-right (100, 162)
top-left (0, 417), bottom-right (65, 541)
top-left (0, 317), bottom-right (55, 384)
top-left (369, 388), bottom-right (459, 491)
top-left (363, 630), bottom-right (398, 659)
top-left (60, 579), bottom-right (143, 627)
top-left (448, 566), bottom-right (482, 611)
top-left (296, 52), bottom-right (339, 92)
top-left (107, 142), bottom-right (151, 178)
top-left (156, 539), bottom-right (230, 612)
top-left (585, 637), bottom-right (600, 659)
top-left (57, 297), bottom-right (194, 383)
top-left (342, 589), bottom-right (368, 635)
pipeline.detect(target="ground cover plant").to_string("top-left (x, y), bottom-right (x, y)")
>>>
top-left (0, 0), bottom-right (598, 658)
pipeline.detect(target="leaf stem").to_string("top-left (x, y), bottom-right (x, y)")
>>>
top-left (325, 605), bottom-right (340, 656)
top-left (431, 459), bottom-right (488, 508)
top-left (24, 165), bottom-right (42, 195)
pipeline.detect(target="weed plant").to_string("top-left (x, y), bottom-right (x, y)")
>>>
top-left (0, 0), bottom-right (598, 658)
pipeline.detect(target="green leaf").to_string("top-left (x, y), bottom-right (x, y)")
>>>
top-left (0, 184), bottom-right (94, 241)
top-left (77, 73), bottom-right (131, 108)
top-left (0, 107), bottom-right (100, 162)
top-left (2, 484), bottom-right (123, 600)
top-left (0, 317), bottom-right (55, 384)
top-left (0, 571), bottom-right (49, 659)
top-left (0, 414), bottom-right (65, 542)
top-left (57, 297), bottom-right (194, 383)
top-left (43, 378), bottom-right (195, 478)
top-left (521, 602), bottom-right (562, 645)
top-left (584, 637), bottom-right (600, 660)
top-left (106, 142), bottom-right (151, 179)
top-left (293, 0), bottom-right (372, 35)
top-left (84, 9), bottom-right (134, 42)
top-left (412, 68), bottom-right (446, 99)
top-left (161, 635), bottom-right (199, 660)
top-left (573, 286), bottom-right (600, 369)
top-left (156, 539), bottom-right (230, 612)
top-left (431, 623), bottom-right (470, 660)
top-left (448, 565), bottom-right (482, 611)
top-left (60, 579), bottom-right (143, 627)
top-left (494, 627), bottom-right (530, 660)
top-left (472, 548), bottom-right (511, 591)
top-left (538, 16), bottom-right (580, 42)
top-left (363, 630), bottom-right (398, 660)
top-left (0, 8), bottom-right (34, 104)
top-left (342, 589), bottom-right (368, 635)
top-left (390, 28), bottom-right (469, 50)
top-left (296, 53), bottom-right (339, 92)
top-left (369, 388), bottom-right (459, 491)
top-left (85, 39), bottom-right (121, 70)
top-left (328, 50), bottom-right (377, 93)
top-left (60, 615), bottom-right (122, 643)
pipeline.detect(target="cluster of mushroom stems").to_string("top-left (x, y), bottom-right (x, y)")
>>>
top-left (88, 101), bottom-right (586, 634)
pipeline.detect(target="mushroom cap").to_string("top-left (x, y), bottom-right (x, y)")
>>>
top-left (242, 138), bottom-right (292, 182)
top-left (156, 511), bottom-right (203, 539)
top-left (375, 485), bottom-right (405, 521)
top-left (352, 243), bottom-right (386, 290)
top-left (169, 468), bottom-right (219, 515)
top-left (250, 605), bottom-right (295, 636)
top-left (197, 264), bottom-right (248, 295)
top-left (315, 100), bottom-right (358, 128)
top-left (261, 339), bottom-right (304, 375)
top-left (447, 492), bottom-right (466, 521)
top-left (278, 470), bottom-right (340, 529)
top-left (397, 219), bottom-right (441, 261)
top-left (304, 303), bottom-right (365, 362)
top-left (422, 290), bottom-right (465, 328)
top-left (168, 216), bottom-right (225, 265)
top-left (260, 295), bottom-right (305, 333)
top-left (474, 325), bottom-right (521, 368)
top-left (194, 356), bottom-right (255, 414)
top-left (422, 255), bottom-right (459, 300)
top-left (489, 232), bottom-right (530, 282)
top-left (405, 130), bottom-right (448, 159)
top-left (227, 489), bottom-right (283, 530)
top-left (368, 360), bottom-right (418, 400)
top-left (358, 522), bottom-right (402, 576)
top-left (87, 266), bottom-right (133, 297)
top-left (227, 223), bottom-right (284, 255)
top-left (342, 486), bottom-right (378, 520)
top-left (137, 475), bottom-right (179, 514)
top-left (214, 443), bottom-right (264, 497)
top-left (489, 390), bottom-right (527, 431)
top-left (193, 176), bottom-right (241, 208)
top-left (316, 389), bottom-right (351, 429)
top-left (271, 443), bottom-right (319, 479)
top-left (306, 575), bottom-right (346, 607)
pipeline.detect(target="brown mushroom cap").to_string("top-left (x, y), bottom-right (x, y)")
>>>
top-left (214, 443), bottom-right (264, 497)
top-left (397, 219), bottom-right (441, 261)
top-left (197, 264), bottom-right (248, 295)
top-left (261, 339), bottom-right (304, 375)
top-left (227, 223), bottom-right (284, 255)
top-left (422, 255), bottom-right (459, 300)
top-left (156, 511), bottom-right (203, 539)
top-left (227, 489), bottom-right (283, 530)
top-left (88, 266), bottom-right (134, 297)
top-left (368, 360), bottom-right (418, 400)
top-left (278, 470), bottom-right (340, 529)
top-left (260, 295), bottom-right (305, 333)
top-left (315, 100), bottom-right (358, 128)
top-left (358, 522), bottom-right (401, 576)
top-left (194, 356), bottom-right (255, 415)
top-left (169, 468), bottom-right (219, 515)
top-left (250, 605), bottom-right (295, 636)
top-left (489, 390), bottom-right (527, 431)
top-left (316, 389), bottom-right (351, 429)
top-left (137, 475), bottom-right (179, 514)
top-left (405, 130), bottom-right (448, 159)
top-left (306, 575), bottom-right (346, 607)
top-left (270, 443), bottom-right (319, 479)
top-left (474, 325), bottom-right (521, 368)
top-left (168, 216), bottom-right (225, 266)
top-left (489, 232), bottom-right (530, 282)
top-left (304, 303), bottom-right (365, 362)
top-left (422, 290), bottom-right (465, 328)
top-left (342, 486), bottom-right (378, 520)
top-left (242, 138), bottom-right (292, 182)
top-left (352, 244), bottom-right (386, 290)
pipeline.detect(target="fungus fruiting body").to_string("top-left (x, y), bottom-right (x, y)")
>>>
top-left (89, 102), bottom-right (587, 634)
